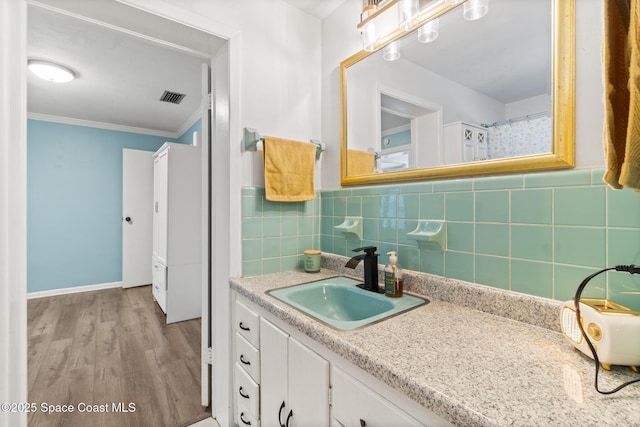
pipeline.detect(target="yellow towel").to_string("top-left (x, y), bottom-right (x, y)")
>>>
top-left (347, 149), bottom-right (376, 176)
top-left (264, 136), bottom-right (316, 202)
top-left (620, 0), bottom-right (640, 189)
top-left (603, 0), bottom-right (640, 190)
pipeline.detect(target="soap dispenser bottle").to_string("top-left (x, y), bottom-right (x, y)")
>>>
top-left (384, 251), bottom-right (403, 298)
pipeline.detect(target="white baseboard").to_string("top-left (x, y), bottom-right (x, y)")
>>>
top-left (27, 281), bottom-right (124, 299)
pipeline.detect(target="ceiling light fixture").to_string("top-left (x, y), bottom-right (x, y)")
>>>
top-left (28, 60), bottom-right (77, 83)
top-left (463, 0), bottom-right (489, 21)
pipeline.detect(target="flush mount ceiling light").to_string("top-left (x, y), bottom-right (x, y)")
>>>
top-left (27, 60), bottom-right (77, 83)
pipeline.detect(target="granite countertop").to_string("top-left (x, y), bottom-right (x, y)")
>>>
top-left (230, 258), bottom-right (640, 426)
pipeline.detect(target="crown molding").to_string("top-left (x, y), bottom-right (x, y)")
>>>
top-left (176, 109), bottom-right (202, 138)
top-left (27, 112), bottom-right (179, 138)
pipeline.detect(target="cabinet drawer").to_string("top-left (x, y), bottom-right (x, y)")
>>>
top-left (235, 299), bottom-right (260, 348)
top-left (235, 332), bottom-right (260, 383)
top-left (234, 362), bottom-right (260, 420)
top-left (236, 405), bottom-right (260, 427)
top-left (152, 258), bottom-right (167, 290)
top-left (332, 367), bottom-right (426, 427)
top-left (152, 283), bottom-right (167, 313)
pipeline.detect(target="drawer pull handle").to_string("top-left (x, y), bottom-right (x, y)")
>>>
top-left (239, 411), bottom-right (251, 425)
top-left (278, 401), bottom-right (286, 427)
top-left (239, 386), bottom-right (250, 399)
top-left (360, 419), bottom-right (366, 427)
top-left (285, 409), bottom-right (293, 427)
top-left (239, 354), bottom-right (251, 365)
top-left (239, 322), bottom-right (250, 331)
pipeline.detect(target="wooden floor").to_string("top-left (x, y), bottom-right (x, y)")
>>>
top-left (27, 285), bottom-right (210, 427)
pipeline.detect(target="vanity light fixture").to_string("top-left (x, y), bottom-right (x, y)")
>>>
top-left (361, 0), bottom-right (379, 20)
top-left (360, 0), bottom-right (380, 51)
top-left (397, 0), bottom-right (419, 30)
top-left (362, 20), bottom-right (378, 52)
top-left (418, 18), bottom-right (439, 43)
top-left (463, 0), bottom-right (489, 21)
top-left (28, 59), bottom-right (76, 83)
top-left (382, 41), bottom-right (401, 61)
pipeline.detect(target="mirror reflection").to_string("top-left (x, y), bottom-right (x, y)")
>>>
top-left (343, 0), bottom-right (571, 181)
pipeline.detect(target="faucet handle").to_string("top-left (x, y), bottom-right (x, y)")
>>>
top-left (352, 246), bottom-right (377, 255)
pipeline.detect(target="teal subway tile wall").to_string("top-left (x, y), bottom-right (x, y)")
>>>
top-left (241, 187), bottom-right (321, 276)
top-left (241, 168), bottom-right (640, 309)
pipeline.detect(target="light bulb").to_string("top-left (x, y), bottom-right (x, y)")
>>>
top-left (418, 19), bottom-right (439, 43)
top-left (383, 42), bottom-right (400, 61)
top-left (463, 0), bottom-right (489, 21)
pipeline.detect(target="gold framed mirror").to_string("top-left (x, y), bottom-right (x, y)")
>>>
top-left (340, 0), bottom-right (575, 186)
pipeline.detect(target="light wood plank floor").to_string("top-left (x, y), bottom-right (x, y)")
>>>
top-left (28, 285), bottom-right (210, 427)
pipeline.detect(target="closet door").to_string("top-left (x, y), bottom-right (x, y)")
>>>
top-left (155, 148), bottom-right (169, 265)
top-left (152, 156), bottom-right (160, 259)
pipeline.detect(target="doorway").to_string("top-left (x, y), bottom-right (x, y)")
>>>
top-left (25, 0), bottom-right (225, 423)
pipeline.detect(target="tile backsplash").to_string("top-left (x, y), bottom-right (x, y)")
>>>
top-left (242, 168), bottom-right (640, 309)
top-left (241, 187), bottom-right (321, 276)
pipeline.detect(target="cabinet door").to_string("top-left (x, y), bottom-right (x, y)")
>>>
top-left (260, 318), bottom-right (288, 427)
top-left (152, 157), bottom-right (160, 258)
top-left (287, 337), bottom-right (329, 427)
top-left (332, 367), bottom-right (425, 427)
top-left (154, 149), bottom-right (168, 264)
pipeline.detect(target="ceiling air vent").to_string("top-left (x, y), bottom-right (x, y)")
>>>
top-left (159, 90), bottom-right (186, 105)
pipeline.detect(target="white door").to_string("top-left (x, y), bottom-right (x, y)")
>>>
top-left (122, 149), bottom-right (154, 288)
top-left (201, 62), bottom-right (212, 407)
top-left (153, 149), bottom-right (169, 265)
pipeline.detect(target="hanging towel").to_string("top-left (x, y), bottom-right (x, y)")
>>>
top-left (620, 0), bottom-right (640, 189)
top-left (347, 149), bottom-right (376, 176)
top-left (264, 136), bottom-right (316, 202)
top-left (603, 0), bottom-right (640, 190)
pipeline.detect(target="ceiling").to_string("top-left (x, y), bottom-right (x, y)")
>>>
top-left (27, 0), bottom-right (345, 137)
top-left (27, 1), bottom-right (225, 137)
top-left (396, 0), bottom-right (551, 104)
top-left (282, 0), bottom-right (347, 19)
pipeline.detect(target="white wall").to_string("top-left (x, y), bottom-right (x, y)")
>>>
top-left (347, 51), bottom-right (505, 151)
top-left (321, 0), bottom-right (606, 189)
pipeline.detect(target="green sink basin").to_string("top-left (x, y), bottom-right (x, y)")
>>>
top-left (266, 276), bottom-right (428, 330)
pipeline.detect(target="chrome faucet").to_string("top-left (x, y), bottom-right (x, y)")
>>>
top-left (345, 246), bottom-right (382, 293)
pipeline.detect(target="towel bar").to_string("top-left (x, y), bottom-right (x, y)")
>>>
top-left (243, 127), bottom-right (325, 160)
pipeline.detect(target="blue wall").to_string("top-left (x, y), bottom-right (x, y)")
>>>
top-left (178, 120), bottom-right (202, 145)
top-left (27, 120), bottom-right (181, 293)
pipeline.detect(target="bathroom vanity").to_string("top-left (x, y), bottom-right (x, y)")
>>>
top-left (230, 258), bottom-right (640, 426)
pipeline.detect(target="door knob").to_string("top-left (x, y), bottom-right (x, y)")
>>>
top-left (125, 217), bottom-right (132, 223)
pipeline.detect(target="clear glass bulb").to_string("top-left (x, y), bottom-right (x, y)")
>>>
top-left (398, 0), bottom-right (419, 30)
top-left (418, 19), bottom-right (439, 43)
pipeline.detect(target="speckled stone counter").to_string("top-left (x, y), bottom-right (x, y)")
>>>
top-left (230, 256), bottom-right (640, 426)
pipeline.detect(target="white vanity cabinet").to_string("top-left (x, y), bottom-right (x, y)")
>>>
top-left (151, 142), bottom-right (201, 323)
top-left (231, 292), bottom-right (452, 427)
top-left (234, 298), bottom-right (261, 427)
top-left (260, 317), bottom-right (330, 427)
top-left (443, 122), bottom-right (488, 164)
